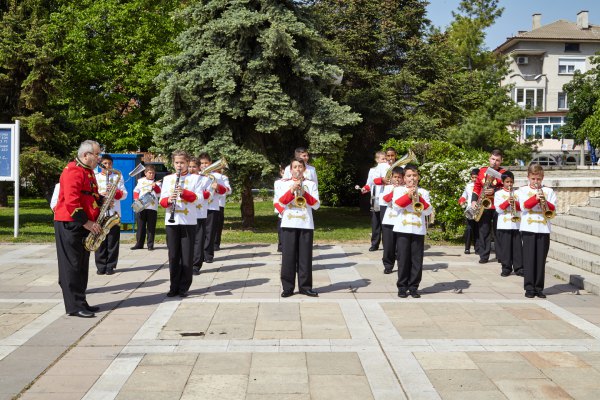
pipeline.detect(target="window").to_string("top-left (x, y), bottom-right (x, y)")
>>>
top-left (514, 88), bottom-right (545, 110)
top-left (565, 43), bottom-right (580, 52)
top-left (521, 116), bottom-right (567, 140)
top-left (558, 58), bottom-right (586, 74)
top-left (558, 92), bottom-right (568, 109)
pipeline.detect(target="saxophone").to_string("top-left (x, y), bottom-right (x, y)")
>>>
top-left (464, 168), bottom-right (501, 222)
top-left (509, 188), bottom-right (520, 223)
top-left (536, 183), bottom-right (556, 220)
top-left (84, 169), bottom-right (122, 252)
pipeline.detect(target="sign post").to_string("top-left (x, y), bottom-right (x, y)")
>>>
top-left (0, 121), bottom-right (20, 238)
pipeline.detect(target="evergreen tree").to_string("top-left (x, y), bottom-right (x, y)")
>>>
top-left (152, 0), bottom-right (361, 227)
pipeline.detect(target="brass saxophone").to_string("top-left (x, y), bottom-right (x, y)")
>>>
top-left (509, 188), bottom-right (520, 223)
top-left (84, 169), bottom-right (122, 252)
top-left (536, 183), bottom-right (556, 220)
top-left (465, 171), bottom-right (499, 222)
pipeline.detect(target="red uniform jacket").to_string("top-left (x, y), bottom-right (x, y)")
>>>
top-left (471, 166), bottom-right (506, 209)
top-left (54, 159), bottom-right (101, 224)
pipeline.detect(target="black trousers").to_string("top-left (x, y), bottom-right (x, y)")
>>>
top-left (476, 209), bottom-right (495, 261)
top-left (54, 221), bottom-right (90, 314)
top-left (464, 218), bottom-right (479, 252)
top-left (522, 232), bottom-right (550, 293)
top-left (95, 224), bottom-right (120, 273)
top-left (496, 229), bottom-right (523, 274)
top-left (215, 206), bottom-right (225, 248)
top-left (370, 207), bottom-right (383, 249)
top-left (135, 209), bottom-right (157, 248)
top-left (166, 224), bottom-right (196, 295)
top-left (382, 223), bottom-right (396, 271)
top-left (204, 209), bottom-right (218, 261)
top-left (395, 232), bottom-right (425, 291)
top-left (277, 217), bottom-right (283, 251)
top-left (193, 218), bottom-right (207, 268)
top-left (281, 228), bottom-right (313, 293)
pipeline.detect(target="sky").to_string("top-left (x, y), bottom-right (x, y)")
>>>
top-left (426, 0), bottom-right (600, 50)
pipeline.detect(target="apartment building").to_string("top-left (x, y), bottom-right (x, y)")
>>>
top-left (495, 10), bottom-right (600, 163)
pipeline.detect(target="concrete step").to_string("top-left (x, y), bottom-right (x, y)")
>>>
top-left (590, 197), bottom-right (600, 208)
top-left (553, 214), bottom-right (600, 236)
top-left (547, 241), bottom-right (600, 275)
top-left (550, 225), bottom-right (600, 256)
top-left (546, 258), bottom-right (600, 296)
top-left (569, 206), bottom-right (600, 221)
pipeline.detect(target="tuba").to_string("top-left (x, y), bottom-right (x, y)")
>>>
top-left (84, 169), bottom-right (122, 252)
top-left (201, 157), bottom-right (229, 194)
top-left (385, 149), bottom-right (418, 181)
top-left (536, 183), bottom-right (556, 220)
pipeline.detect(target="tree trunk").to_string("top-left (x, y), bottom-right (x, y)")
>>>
top-left (240, 176), bottom-right (255, 229)
top-left (0, 182), bottom-right (9, 207)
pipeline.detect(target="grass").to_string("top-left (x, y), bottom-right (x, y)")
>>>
top-left (0, 197), bottom-right (461, 245)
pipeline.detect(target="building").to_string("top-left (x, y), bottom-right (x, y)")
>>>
top-left (495, 10), bottom-right (600, 164)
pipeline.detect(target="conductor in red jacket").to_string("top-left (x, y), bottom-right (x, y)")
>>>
top-left (54, 140), bottom-right (103, 318)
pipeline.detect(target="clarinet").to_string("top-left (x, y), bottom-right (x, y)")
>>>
top-left (168, 169), bottom-right (182, 223)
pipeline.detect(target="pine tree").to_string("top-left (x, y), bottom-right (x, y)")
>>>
top-left (152, 0), bottom-right (360, 227)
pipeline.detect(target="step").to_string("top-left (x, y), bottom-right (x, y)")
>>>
top-left (547, 241), bottom-right (600, 275)
top-left (590, 197), bottom-right (600, 208)
top-left (546, 258), bottom-right (600, 296)
top-left (552, 214), bottom-right (600, 236)
top-left (569, 206), bottom-right (600, 221)
top-left (550, 225), bottom-right (600, 256)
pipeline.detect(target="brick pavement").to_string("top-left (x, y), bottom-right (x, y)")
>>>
top-left (1, 243), bottom-right (599, 399)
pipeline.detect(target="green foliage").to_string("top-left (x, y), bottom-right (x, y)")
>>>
top-left (381, 139), bottom-right (488, 238)
top-left (19, 148), bottom-right (65, 200)
top-left (311, 156), bottom-right (355, 206)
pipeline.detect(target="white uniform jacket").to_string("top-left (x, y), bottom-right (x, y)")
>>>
top-left (214, 173), bottom-right (231, 208)
top-left (273, 178), bottom-right (287, 219)
top-left (459, 182), bottom-right (474, 206)
top-left (381, 184), bottom-right (402, 226)
top-left (205, 173), bottom-right (227, 211)
top-left (95, 170), bottom-right (128, 215)
top-left (392, 187), bottom-right (433, 235)
top-left (283, 164), bottom-right (318, 186)
top-left (194, 175), bottom-right (213, 219)
top-left (133, 178), bottom-right (162, 212)
top-left (160, 172), bottom-right (203, 225)
top-left (275, 179), bottom-right (320, 230)
top-left (373, 162), bottom-right (391, 205)
top-left (494, 188), bottom-right (521, 230)
top-left (50, 183), bottom-right (60, 211)
top-left (517, 185), bottom-right (557, 234)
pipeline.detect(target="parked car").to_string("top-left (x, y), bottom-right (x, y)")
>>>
top-left (139, 162), bottom-right (169, 181)
top-left (529, 155), bottom-right (557, 166)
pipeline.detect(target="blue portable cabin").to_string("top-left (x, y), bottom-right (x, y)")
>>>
top-left (97, 153), bottom-right (143, 226)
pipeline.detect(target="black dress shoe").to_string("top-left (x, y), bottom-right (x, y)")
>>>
top-left (214, 245), bottom-right (220, 251)
top-left (148, 246), bottom-right (154, 251)
top-left (96, 270), bottom-right (106, 275)
top-left (383, 269), bottom-right (393, 274)
top-left (478, 259), bottom-right (488, 264)
top-left (299, 289), bottom-right (318, 297)
top-left (179, 292), bottom-right (188, 298)
top-left (106, 268), bottom-right (115, 275)
top-left (368, 246), bottom-right (378, 252)
top-left (166, 291), bottom-right (177, 297)
top-left (535, 292), bottom-right (546, 298)
top-left (193, 267), bottom-right (200, 276)
top-left (515, 271), bottom-right (524, 277)
top-left (525, 291), bottom-right (535, 298)
top-left (409, 291), bottom-right (421, 298)
top-left (277, 247), bottom-right (282, 253)
top-left (464, 249), bottom-right (470, 254)
top-left (398, 291), bottom-right (408, 298)
top-left (205, 258), bottom-right (214, 263)
top-left (500, 271), bottom-right (511, 277)
top-left (281, 291), bottom-right (294, 298)
top-left (85, 304), bottom-right (100, 312)
top-left (69, 310), bottom-right (95, 318)
top-left (130, 245), bottom-right (142, 250)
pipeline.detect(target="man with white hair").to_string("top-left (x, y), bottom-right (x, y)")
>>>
top-left (54, 140), bottom-right (103, 318)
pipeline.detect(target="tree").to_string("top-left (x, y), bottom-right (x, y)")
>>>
top-left (152, 0), bottom-right (361, 228)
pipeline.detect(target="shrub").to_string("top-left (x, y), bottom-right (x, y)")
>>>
top-left (311, 157), bottom-right (356, 207)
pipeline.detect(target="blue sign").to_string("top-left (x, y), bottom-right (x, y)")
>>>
top-left (0, 128), bottom-right (12, 179)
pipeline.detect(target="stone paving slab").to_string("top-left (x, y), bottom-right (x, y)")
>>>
top-left (1, 243), bottom-right (600, 399)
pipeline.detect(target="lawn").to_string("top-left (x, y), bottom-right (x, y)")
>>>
top-left (0, 198), bottom-right (460, 245)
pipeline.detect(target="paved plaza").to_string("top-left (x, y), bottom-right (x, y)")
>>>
top-left (1, 242), bottom-right (600, 399)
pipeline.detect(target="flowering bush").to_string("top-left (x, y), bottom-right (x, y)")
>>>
top-left (381, 139), bottom-right (488, 239)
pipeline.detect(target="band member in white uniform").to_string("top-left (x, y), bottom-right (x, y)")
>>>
top-left (159, 151), bottom-right (203, 297)
top-left (213, 169), bottom-right (231, 251)
top-left (131, 164), bottom-right (162, 250)
top-left (95, 154), bottom-right (127, 275)
top-left (189, 157), bottom-right (212, 275)
top-left (380, 166), bottom-right (404, 274)
top-left (275, 157), bottom-right (320, 298)
top-left (494, 171), bottom-right (523, 277)
top-left (359, 151), bottom-right (388, 251)
top-left (274, 163), bottom-right (287, 252)
top-left (517, 164), bottom-right (557, 299)
top-left (392, 164), bottom-right (433, 298)
top-left (199, 153), bottom-right (228, 263)
top-left (459, 168), bottom-right (479, 254)
top-left (283, 147), bottom-right (318, 184)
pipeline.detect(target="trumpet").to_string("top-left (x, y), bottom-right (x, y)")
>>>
top-left (292, 172), bottom-right (306, 208)
top-left (411, 186), bottom-right (424, 213)
top-left (536, 183), bottom-right (556, 220)
top-left (509, 188), bottom-right (520, 223)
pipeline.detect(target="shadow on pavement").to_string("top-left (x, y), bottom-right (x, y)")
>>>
top-left (313, 262), bottom-right (357, 271)
top-left (313, 252), bottom-right (361, 261)
top-left (317, 278), bottom-right (372, 293)
top-left (90, 279), bottom-right (168, 294)
top-left (189, 278), bottom-right (270, 295)
top-left (420, 279), bottom-right (471, 294)
top-left (222, 252), bottom-right (271, 261)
